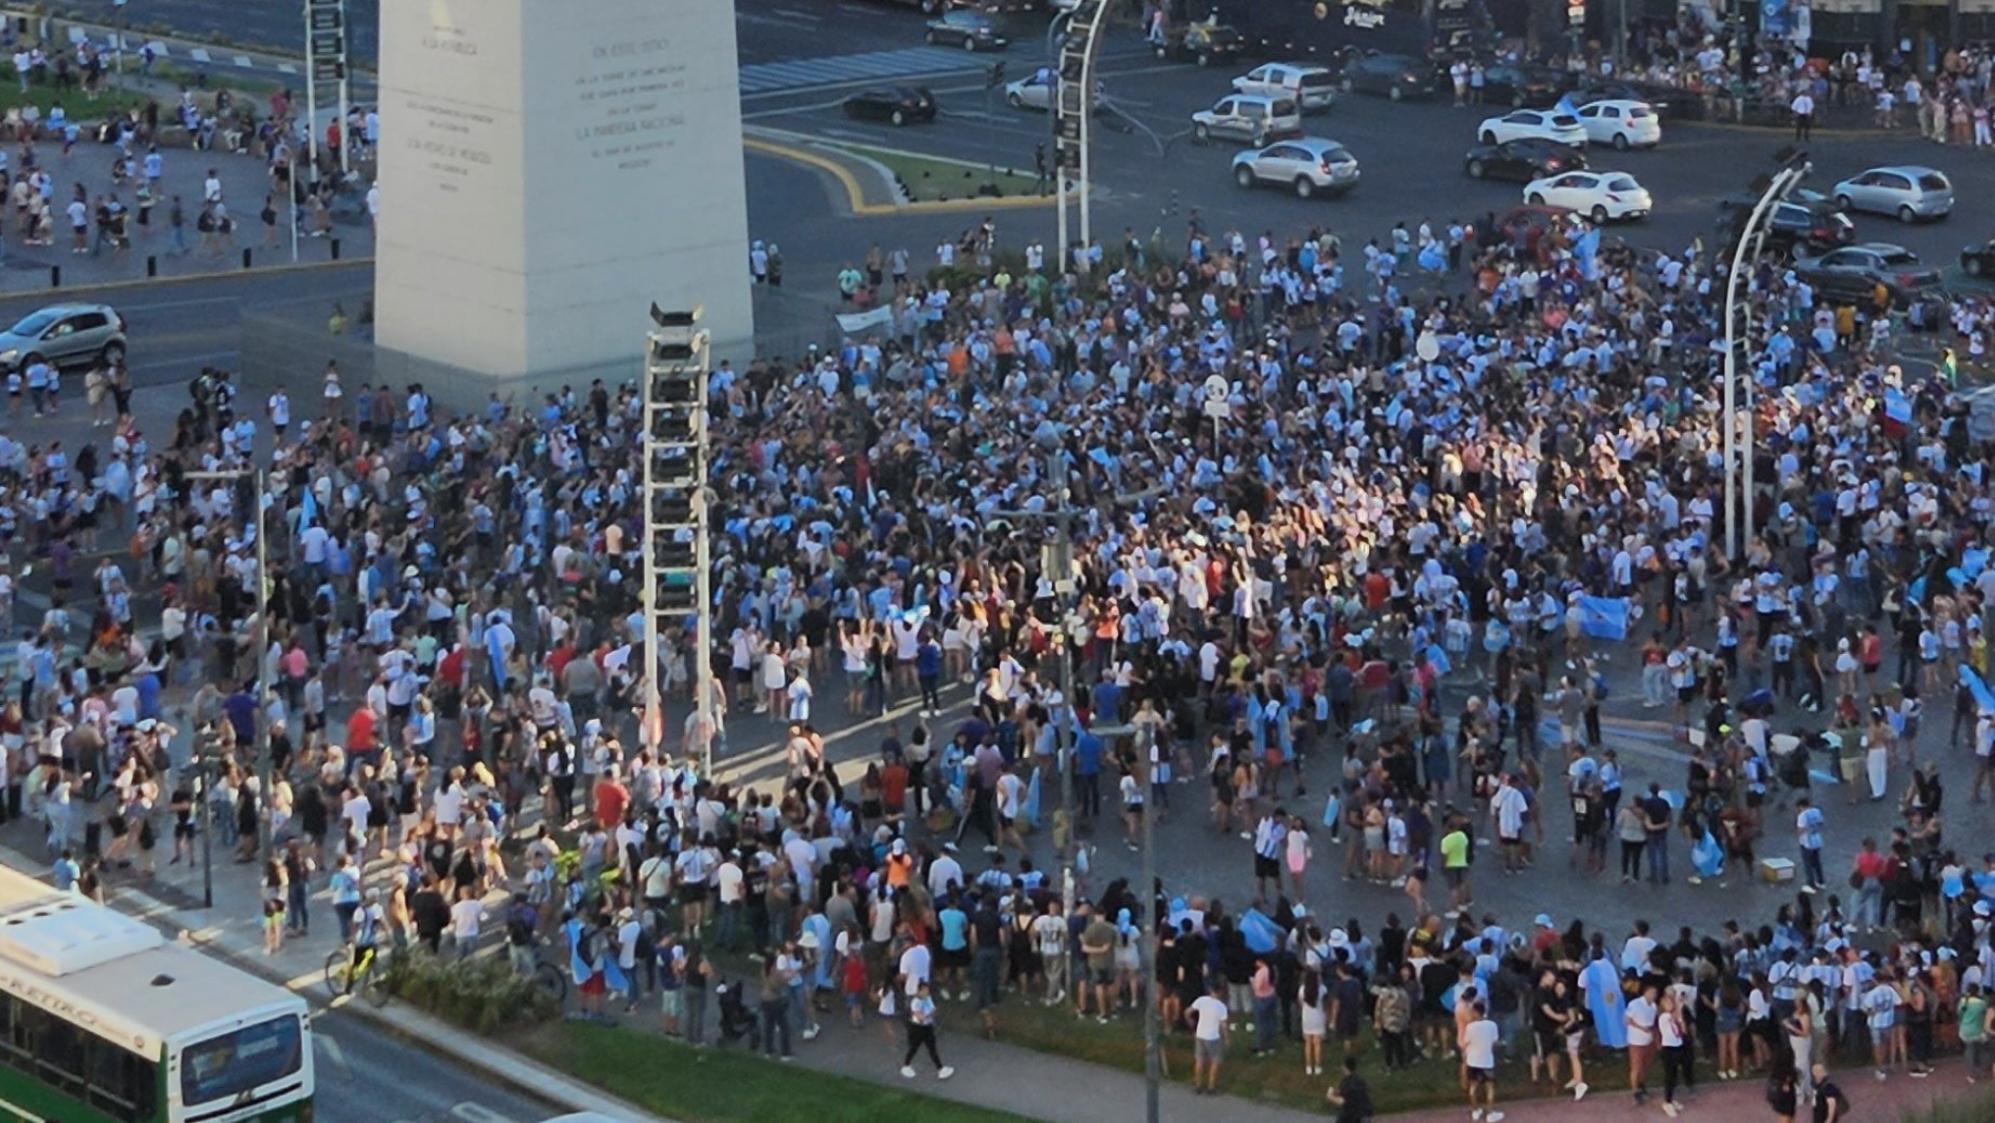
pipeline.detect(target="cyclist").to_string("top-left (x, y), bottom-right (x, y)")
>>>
top-left (342, 888), bottom-right (385, 993)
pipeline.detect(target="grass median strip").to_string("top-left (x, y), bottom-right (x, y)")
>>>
top-left (515, 1020), bottom-right (1038, 1123)
top-left (825, 141), bottom-right (1043, 204)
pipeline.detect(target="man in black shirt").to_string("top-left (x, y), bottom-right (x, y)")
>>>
top-left (1326, 1054), bottom-right (1373, 1122)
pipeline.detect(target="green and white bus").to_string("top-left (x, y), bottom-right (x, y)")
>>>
top-left (0, 866), bottom-right (313, 1123)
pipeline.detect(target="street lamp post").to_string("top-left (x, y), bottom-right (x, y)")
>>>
top-left (1052, 0), bottom-right (1111, 268)
top-left (1722, 157), bottom-right (1809, 558)
top-left (184, 467), bottom-right (271, 855)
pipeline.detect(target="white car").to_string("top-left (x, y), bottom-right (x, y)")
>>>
top-left (1574, 99), bottom-right (1661, 149)
top-left (1524, 170), bottom-right (1652, 222)
top-left (1190, 93), bottom-right (1301, 146)
top-left (1231, 62), bottom-right (1338, 112)
top-left (1478, 108), bottom-right (1586, 147)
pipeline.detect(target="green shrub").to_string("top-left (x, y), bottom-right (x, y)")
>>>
top-left (381, 948), bottom-right (558, 1035)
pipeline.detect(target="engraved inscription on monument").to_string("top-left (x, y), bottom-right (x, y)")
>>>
top-left (399, 22), bottom-right (497, 193)
top-left (571, 36), bottom-right (689, 172)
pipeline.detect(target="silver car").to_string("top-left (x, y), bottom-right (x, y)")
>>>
top-left (1832, 165), bottom-right (1953, 222)
top-left (1231, 137), bottom-right (1360, 198)
top-left (0, 302), bottom-right (126, 371)
top-left (1191, 94), bottom-right (1301, 146)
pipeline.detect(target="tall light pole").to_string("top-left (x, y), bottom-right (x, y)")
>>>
top-left (1052, 0), bottom-right (1110, 268)
top-left (642, 306), bottom-right (715, 777)
top-left (185, 467), bottom-right (270, 855)
top-left (1722, 155), bottom-right (1809, 558)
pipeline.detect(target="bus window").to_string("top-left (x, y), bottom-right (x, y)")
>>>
top-left (87, 1039), bottom-right (159, 1122)
top-left (37, 1017), bottom-right (87, 1098)
top-left (179, 1015), bottom-right (302, 1107)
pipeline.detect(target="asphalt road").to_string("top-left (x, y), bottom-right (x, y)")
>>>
top-left (313, 1012), bottom-right (557, 1123)
top-left (54, 0), bottom-right (379, 64)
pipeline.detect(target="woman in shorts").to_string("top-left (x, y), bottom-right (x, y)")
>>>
top-left (262, 857), bottom-right (288, 954)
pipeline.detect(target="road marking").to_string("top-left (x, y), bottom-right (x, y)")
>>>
top-left (277, 61), bottom-right (298, 74)
top-left (118, 295), bottom-right (244, 312)
top-left (189, 47), bottom-right (211, 63)
top-left (312, 1033), bottom-right (350, 1074)
top-left (774, 7), bottom-right (823, 18)
top-left (232, 54), bottom-right (253, 68)
top-left (450, 1105), bottom-right (518, 1123)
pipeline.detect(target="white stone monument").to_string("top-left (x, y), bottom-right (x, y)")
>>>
top-left (374, 0), bottom-right (752, 388)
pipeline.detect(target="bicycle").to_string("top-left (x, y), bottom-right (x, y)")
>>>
top-left (530, 952), bottom-right (569, 1007)
top-left (323, 942), bottom-right (392, 1007)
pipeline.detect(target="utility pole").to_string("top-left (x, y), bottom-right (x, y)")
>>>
top-left (987, 447), bottom-right (1162, 913)
top-left (1138, 726), bottom-right (1161, 1123)
top-left (1052, 0), bottom-right (1111, 270)
top-left (185, 467), bottom-right (270, 855)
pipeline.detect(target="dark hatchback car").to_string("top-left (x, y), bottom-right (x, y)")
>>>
top-left (1479, 63), bottom-right (1569, 107)
top-left (1342, 54), bottom-right (1438, 100)
top-left (1963, 238), bottom-right (1995, 277)
top-left (1792, 242), bottom-right (1943, 307)
top-left (1717, 194), bottom-right (1855, 254)
top-left (842, 86), bottom-right (938, 126)
top-left (925, 9), bottom-right (1008, 50)
top-left (1463, 137), bottom-right (1587, 182)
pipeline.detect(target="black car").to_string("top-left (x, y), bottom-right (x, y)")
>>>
top-left (1342, 54), bottom-right (1437, 101)
top-left (925, 9), bottom-right (1008, 50)
top-left (1717, 194), bottom-right (1855, 254)
top-left (842, 86), bottom-right (938, 126)
top-left (1792, 242), bottom-right (1943, 307)
top-left (1464, 138), bottom-right (1587, 182)
top-left (1963, 238), bottom-right (1995, 277)
top-left (1480, 63), bottom-right (1569, 108)
top-left (1154, 23), bottom-right (1244, 67)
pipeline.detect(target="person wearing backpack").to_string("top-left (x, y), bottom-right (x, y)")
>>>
top-left (1810, 1062), bottom-right (1849, 1123)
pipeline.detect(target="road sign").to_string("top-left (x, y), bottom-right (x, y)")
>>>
top-left (1201, 374), bottom-right (1231, 420)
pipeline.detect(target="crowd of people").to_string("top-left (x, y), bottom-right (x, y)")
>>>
top-left (3, 88), bottom-right (1995, 1117)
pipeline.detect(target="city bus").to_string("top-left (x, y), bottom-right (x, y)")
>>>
top-left (0, 866), bottom-right (313, 1123)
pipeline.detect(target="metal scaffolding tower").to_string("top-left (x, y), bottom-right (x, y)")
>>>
top-left (641, 307), bottom-right (715, 776)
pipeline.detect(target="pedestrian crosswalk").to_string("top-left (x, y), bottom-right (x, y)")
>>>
top-left (738, 46), bottom-right (1000, 95)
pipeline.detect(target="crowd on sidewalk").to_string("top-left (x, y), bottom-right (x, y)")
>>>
top-left (3, 141), bottom-right (1995, 1120)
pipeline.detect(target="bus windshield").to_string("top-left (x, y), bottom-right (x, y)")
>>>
top-left (179, 1014), bottom-right (303, 1106)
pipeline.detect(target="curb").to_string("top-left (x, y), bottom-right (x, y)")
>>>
top-left (744, 135), bottom-right (1053, 217)
top-left (0, 841), bottom-right (674, 1123)
top-left (0, 256), bottom-right (372, 299)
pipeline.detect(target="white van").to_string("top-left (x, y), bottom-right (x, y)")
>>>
top-left (1232, 62), bottom-right (1338, 112)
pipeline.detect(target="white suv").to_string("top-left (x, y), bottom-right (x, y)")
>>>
top-left (1231, 62), bottom-right (1338, 113)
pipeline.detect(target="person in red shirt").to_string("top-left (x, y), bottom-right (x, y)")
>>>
top-left (346, 706), bottom-right (376, 755)
top-left (593, 769), bottom-right (629, 830)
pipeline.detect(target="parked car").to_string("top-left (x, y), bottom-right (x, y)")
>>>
top-left (841, 86), bottom-right (938, 126)
top-left (1190, 94), bottom-right (1301, 146)
top-left (1523, 170), bottom-right (1652, 222)
top-left (1463, 137), bottom-right (1587, 182)
top-left (1341, 54), bottom-right (1437, 101)
top-left (1832, 165), bottom-right (1953, 222)
top-left (1232, 62), bottom-right (1338, 113)
top-left (1477, 62), bottom-right (1568, 107)
top-left (1962, 238), bottom-right (1995, 277)
top-left (1792, 242), bottom-right (1942, 305)
top-left (1717, 194), bottom-right (1855, 254)
top-left (924, 9), bottom-right (1008, 50)
top-left (0, 303), bottom-right (126, 371)
top-left (1566, 80), bottom-right (1693, 117)
top-left (1574, 99), bottom-right (1661, 149)
top-left (1154, 22), bottom-right (1243, 67)
top-left (1478, 108), bottom-right (1586, 147)
top-left (1231, 136), bottom-right (1360, 198)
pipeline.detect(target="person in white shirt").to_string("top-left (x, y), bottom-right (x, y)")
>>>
top-left (1187, 984), bottom-right (1230, 1093)
top-left (1625, 983), bottom-right (1660, 1104)
top-left (1460, 1002), bottom-right (1504, 1121)
top-left (448, 887), bottom-right (487, 958)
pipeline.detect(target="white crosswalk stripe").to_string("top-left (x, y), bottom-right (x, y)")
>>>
top-left (737, 46), bottom-right (992, 95)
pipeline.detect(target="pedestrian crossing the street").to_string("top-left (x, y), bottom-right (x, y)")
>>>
top-left (738, 46), bottom-right (1002, 95)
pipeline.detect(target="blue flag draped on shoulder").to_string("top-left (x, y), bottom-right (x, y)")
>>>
top-left (1577, 595), bottom-right (1630, 642)
top-left (1583, 955), bottom-right (1628, 1048)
